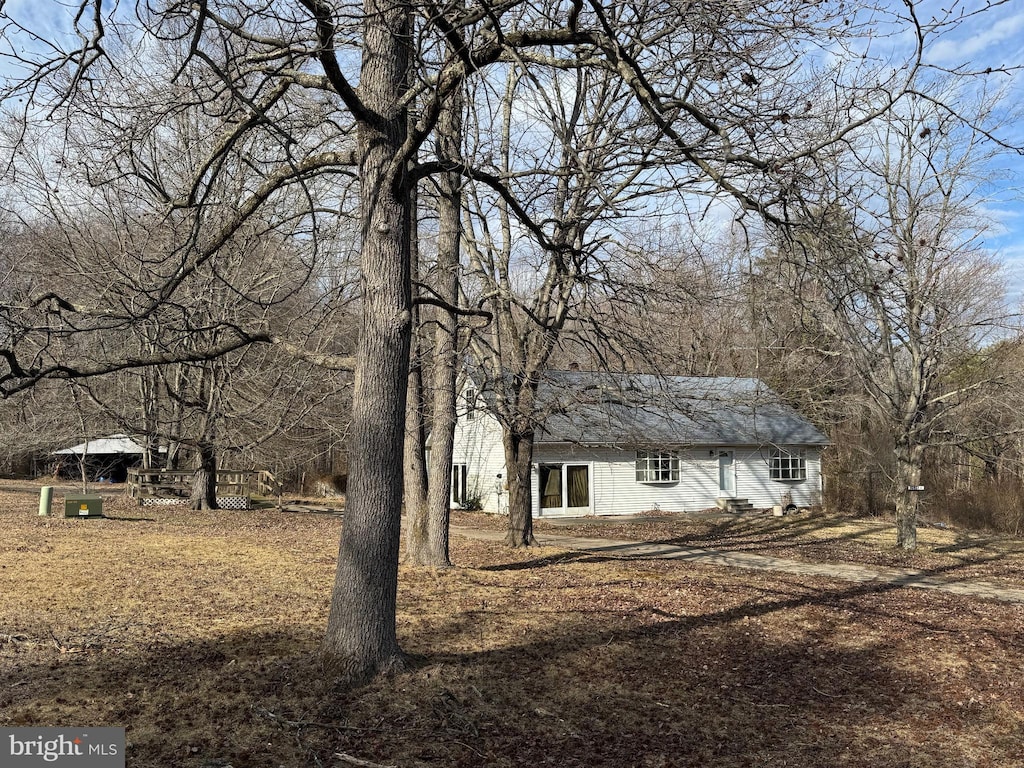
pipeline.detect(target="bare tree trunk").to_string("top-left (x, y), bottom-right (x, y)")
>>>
top-left (406, 313), bottom-right (452, 565)
top-left (503, 428), bottom-right (537, 547)
top-left (78, 448), bottom-right (89, 493)
top-left (407, 345), bottom-right (454, 566)
top-left (894, 440), bottom-right (924, 550)
top-left (322, 0), bottom-right (412, 683)
top-left (404, 183), bottom-right (430, 544)
top-left (403, 352), bottom-right (429, 522)
top-left (418, 308), bottom-right (456, 565)
top-left (408, 80), bottom-right (463, 568)
top-left (190, 442), bottom-right (219, 510)
top-left (140, 365), bottom-right (157, 470)
top-left (164, 443), bottom-right (181, 471)
top-left (164, 364), bottom-right (187, 471)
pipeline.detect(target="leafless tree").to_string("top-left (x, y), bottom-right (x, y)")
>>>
top-left (404, 79), bottom-right (467, 567)
top-left (455, 0), bottom-right (893, 546)
top-left (781, 81), bottom-right (1017, 549)
top-left (0, 97), bottom-right (347, 500)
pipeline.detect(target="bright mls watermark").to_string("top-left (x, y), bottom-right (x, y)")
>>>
top-left (1, 728), bottom-right (124, 767)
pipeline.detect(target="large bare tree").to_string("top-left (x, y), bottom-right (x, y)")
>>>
top-left (454, 0), bottom-right (918, 546)
top-left (782, 82), bottom-right (1015, 549)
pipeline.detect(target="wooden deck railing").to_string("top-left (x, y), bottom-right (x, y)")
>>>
top-left (127, 468), bottom-right (280, 501)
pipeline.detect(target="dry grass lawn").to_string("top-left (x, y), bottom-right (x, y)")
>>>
top-left (1, 481), bottom-right (1022, 767)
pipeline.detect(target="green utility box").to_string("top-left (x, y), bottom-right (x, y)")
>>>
top-left (64, 494), bottom-right (104, 518)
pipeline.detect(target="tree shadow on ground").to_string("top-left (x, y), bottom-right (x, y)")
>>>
top-left (1, 626), bottom-right (329, 767)
top-left (541, 513), bottom-right (899, 560)
top-left (481, 536), bottom-right (1016, 596)
top-left (637, 514), bottom-right (891, 551)
top-left (478, 549), bottom-right (614, 571)
top-left (4, 564), bottom-right (1018, 768)
top-left (535, 512), bottom-right (1024, 584)
top-left (352, 569), bottom-right (1020, 768)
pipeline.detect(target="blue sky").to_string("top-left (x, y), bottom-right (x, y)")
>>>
top-left (916, 0), bottom-right (1024, 303)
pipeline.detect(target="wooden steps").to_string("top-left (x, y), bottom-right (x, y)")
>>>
top-left (716, 497), bottom-right (755, 514)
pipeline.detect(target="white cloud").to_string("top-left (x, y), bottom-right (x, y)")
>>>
top-left (0, 1), bottom-right (74, 41)
top-left (926, 9), bottom-right (1024, 66)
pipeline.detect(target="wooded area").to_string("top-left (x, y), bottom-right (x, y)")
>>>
top-left (0, 0), bottom-right (1022, 683)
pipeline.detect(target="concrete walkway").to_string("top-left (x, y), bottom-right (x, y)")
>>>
top-left (450, 525), bottom-right (1024, 605)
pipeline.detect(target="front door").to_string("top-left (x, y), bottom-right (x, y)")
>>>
top-left (538, 463), bottom-right (591, 516)
top-left (718, 450), bottom-right (736, 497)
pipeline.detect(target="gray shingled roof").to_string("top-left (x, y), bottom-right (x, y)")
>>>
top-left (508, 372), bottom-right (828, 448)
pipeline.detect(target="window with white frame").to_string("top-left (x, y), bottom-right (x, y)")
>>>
top-left (635, 451), bottom-right (680, 483)
top-left (770, 448), bottom-right (807, 481)
top-left (464, 388), bottom-right (477, 420)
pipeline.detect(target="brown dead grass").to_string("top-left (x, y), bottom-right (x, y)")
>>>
top-left (1, 481), bottom-right (1023, 768)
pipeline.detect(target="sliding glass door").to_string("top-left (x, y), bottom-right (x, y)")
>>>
top-left (538, 463), bottom-right (591, 516)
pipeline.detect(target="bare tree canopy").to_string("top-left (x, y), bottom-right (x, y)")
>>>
top-left (779, 78), bottom-right (1018, 548)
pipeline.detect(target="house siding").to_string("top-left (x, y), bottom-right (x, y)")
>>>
top-left (450, 408), bottom-right (508, 513)
top-left (454, 422), bottom-right (823, 516)
top-left (532, 445), bottom-right (822, 516)
top-left (733, 446), bottom-right (823, 510)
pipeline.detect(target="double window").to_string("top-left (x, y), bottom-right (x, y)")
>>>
top-left (770, 449), bottom-right (807, 481)
top-left (635, 451), bottom-right (679, 483)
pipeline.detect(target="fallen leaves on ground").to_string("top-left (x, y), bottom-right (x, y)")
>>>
top-left (1, 482), bottom-right (1022, 767)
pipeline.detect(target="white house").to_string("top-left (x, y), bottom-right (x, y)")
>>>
top-left (449, 371), bottom-right (829, 517)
